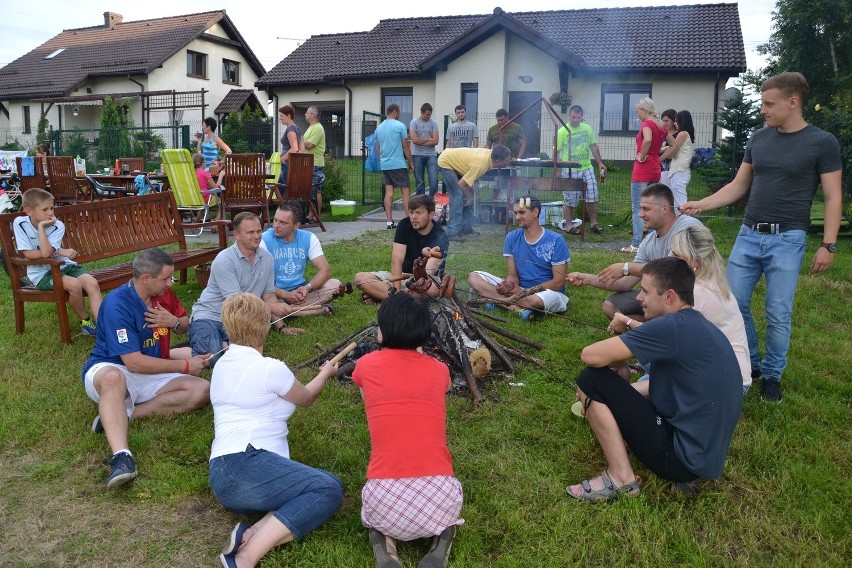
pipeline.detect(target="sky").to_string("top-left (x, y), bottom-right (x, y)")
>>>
top-left (0, 0), bottom-right (777, 80)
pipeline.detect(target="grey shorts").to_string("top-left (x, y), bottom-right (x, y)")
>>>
top-left (382, 168), bottom-right (410, 189)
top-left (606, 290), bottom-right (642, 316)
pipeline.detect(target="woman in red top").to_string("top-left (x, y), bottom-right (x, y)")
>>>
top-left (353, 293), bottom-right (463, 568)
top-left (625, 98), bottom-right (670, 253)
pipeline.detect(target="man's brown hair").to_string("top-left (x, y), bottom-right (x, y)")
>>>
top-left (762, 72), bottom-right (810, 105)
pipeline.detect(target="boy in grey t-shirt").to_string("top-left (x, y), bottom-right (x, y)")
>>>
top-left (409, 103), bottom-right (440, 196)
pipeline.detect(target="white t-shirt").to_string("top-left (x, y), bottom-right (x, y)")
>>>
top-left (209, 344), bottom-right (297, 459)
top-left (693, 283), bottom-right (751, 388)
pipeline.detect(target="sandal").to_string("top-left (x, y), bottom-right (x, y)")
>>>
top-left (322, 304), bottom-right (334, 316)
top-left (566, 470), bottom-right (641, 503)
top-left (620, 245), bottom-right (639, 254)
top-left (361, 292), bottom-right (376, 305)
top-left (591, 223), bottom-right (604, 234)
top-left (567, 226), bottom-right (581, 235)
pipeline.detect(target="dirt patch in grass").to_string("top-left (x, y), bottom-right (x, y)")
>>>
top-left (0, 451), bottom-right (230, 567)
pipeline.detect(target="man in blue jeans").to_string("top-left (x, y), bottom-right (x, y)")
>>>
top-left (681, 72), bottom-right (842, 403)
top-left (409, 102), bottom-right (440, 196)
top-left (438, 145), bottom-right (511, 241)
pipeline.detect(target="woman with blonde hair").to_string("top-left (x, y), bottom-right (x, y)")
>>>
top-left (623, 98), bottom-right (670, 253)
top-left (670, 225), bottom-right (751, 392)
top-left (610, 225), bottom-right (751, 394)
top-left (209, 292), bottom-right (342, 568)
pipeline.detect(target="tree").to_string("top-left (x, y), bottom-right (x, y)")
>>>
top-left (96, 97), bottom-right (132, 166)
top-left (220, 105), bottom-right (272, 156)
top-left (714, 89), bottom-right (764, 171)
top-left (757, 0), bottom-right (852, 106)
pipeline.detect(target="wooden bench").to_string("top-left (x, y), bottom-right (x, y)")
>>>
top-left (0, 191), bottom-right (228, 344)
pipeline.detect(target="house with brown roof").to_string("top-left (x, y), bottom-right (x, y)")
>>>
top-left (256, 3), bottom-right (746, 160)
top-left (0, 10), bottom-right (267, 148)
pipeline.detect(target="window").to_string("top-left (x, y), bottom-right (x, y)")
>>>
top-left (187, 50), bottom-right (207, 79)
top-left (381, 87), bottom-right (413, 125)
top-left (600, 84), bottom-right (651, 133)
top-left (461, 83), bottom-right (479, 122)
top-left (23, 106), bottom-right (31, 134)
top-left (222, 59), bottom-right (240, 85)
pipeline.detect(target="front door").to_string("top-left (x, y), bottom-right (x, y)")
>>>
top-left (508, 91), bottom-right (542, 158)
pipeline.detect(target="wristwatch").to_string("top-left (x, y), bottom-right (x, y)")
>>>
top-left (306, 282), bottom-right (314, 291)
top-left (172, 318), bottom-right (180, 330)
top-left (821, 242), bottom-right (837, 253)
top-left (622, 262), bottom-right (630, 276)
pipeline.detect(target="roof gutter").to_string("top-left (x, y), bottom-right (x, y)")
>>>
top-left (269, 89), bottom-right (279, 154)
top-left (712, 72), bottom-right (721, 146)
top-left (127, 75), bottom-right (146, 127)
top-left (342, 81), bottom-right (353, 157)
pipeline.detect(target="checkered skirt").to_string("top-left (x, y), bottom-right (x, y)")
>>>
top-left (361, 476), bottom-right (464, 541)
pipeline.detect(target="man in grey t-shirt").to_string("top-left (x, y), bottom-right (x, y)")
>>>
top-left (409, 102), bottom-right (440, 196)
top-left (681, 72), bottom-right (842, 402)
top-left (568, 184), bottom-right (702, 320)
top-left (188, 212), bottom-right (293, 365)
top-left (445, 105), bottom-right (479, 149)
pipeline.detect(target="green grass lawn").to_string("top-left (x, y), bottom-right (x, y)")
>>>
top-left (0, 217), bottom-right (850, 566)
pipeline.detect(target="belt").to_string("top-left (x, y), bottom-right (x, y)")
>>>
top-left (747, 222), bottom-right (786, 234)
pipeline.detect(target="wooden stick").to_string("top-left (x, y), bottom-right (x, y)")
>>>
top-left (473, 317), bottom-right (547, 349)
top-left (470, 308), bottom-right (509, 323)
top-left (296, 323), bottom-right (374, 368)
top-left (329, 342), bottom-right (357, 364)
top-left (451, 292), bottom-right (514, 373)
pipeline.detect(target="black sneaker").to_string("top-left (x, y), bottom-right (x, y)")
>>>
top-left (106, 452), bottom-right (138, 489)
top-left (760, 379), bottom-right (782, 403)
top-left (91, 415), bottom-right (104, 434)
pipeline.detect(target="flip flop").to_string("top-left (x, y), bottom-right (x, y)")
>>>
top-left (592, 223), bottom-right (604, 234)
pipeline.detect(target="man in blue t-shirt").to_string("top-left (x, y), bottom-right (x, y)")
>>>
top-left (375, 103), bottom-right (413, 228)
top-left (467, 195), bottom-right (569, 319)
top-left (260, 201), bottom-right (341, 316)
top-left (566, 257), bottom-right (742, 503)
top-left (82, 248), bottom-right (211, 489)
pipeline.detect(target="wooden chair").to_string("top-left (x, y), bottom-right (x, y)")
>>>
top-left (46, 157), bottom-right (89, 205)
top-left (223, 153), bottom-right (272, 227)
top-left (15, 156), bottom-right (48, 192)
top-left (118, 157), bottom-right (145, 173)
top-left (281, 152), bottom-right (325, 231)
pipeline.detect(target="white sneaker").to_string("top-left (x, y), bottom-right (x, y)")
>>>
top-left (557, 219), bottom-right (568, 231)
top-left (572, 218), bottom-right (583, 229)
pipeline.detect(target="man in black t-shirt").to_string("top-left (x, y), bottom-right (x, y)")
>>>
top-left (355, 194), bottom-right (449, 302)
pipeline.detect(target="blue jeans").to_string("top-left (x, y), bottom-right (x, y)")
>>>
top-left (209, 445), bottom-right (343, 539)
top-left (630, 182), bottom-right (649, 247)
top-left (189, 318), bottom-right (229, 367)
top-left (441, 167), bottom-right (473, 236)
top-left (413, 154), bottom-right (438, 196)
top-left (726, 225), bottom-right (806, 381)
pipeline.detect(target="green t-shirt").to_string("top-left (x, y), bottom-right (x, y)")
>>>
top-left (487, 122), bottom-right (525, 158)
top-left (556, 122), bottom-right (597, 170)
top-left (304, 123), bottom-right (326, 167)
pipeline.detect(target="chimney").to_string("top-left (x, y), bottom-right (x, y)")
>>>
top-left (103, 12), bottom-right (123, 27)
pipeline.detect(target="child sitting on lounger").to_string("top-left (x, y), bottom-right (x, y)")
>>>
top-left (353, 292), bottom-right (463, 568)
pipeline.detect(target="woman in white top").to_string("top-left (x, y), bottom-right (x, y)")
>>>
top-left (659, 110), bottom-right (695, 211)
top-left (671, 225), bottom-right (751, 392)
top-left (209, 293), bottom-right (341, 568)
top-left (611, 224), bottom-right (751, 393)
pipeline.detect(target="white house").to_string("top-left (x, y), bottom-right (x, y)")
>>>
top-left (0, 10), bottom-right (268, 149)
top-left (256, 4), bottom-right (746, 161)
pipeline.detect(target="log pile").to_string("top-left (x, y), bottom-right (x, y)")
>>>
top-left (296, 285), bottom-right (547, 403)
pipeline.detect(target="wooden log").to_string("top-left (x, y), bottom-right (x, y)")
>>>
top-left (296, 323), bottom-right (375, 368)
top-left (329, 342), bottom-right (357, 364)
top-left (473, 317), bottom-right (547, 349)
top-left (451, 292), bottom-right (514, 373)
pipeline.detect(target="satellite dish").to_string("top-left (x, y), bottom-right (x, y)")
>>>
top-left (724, 87), bottom-right (741, 102)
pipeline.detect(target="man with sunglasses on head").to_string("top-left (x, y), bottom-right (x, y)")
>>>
top-left (568, 184), bottom-right (703, 323)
